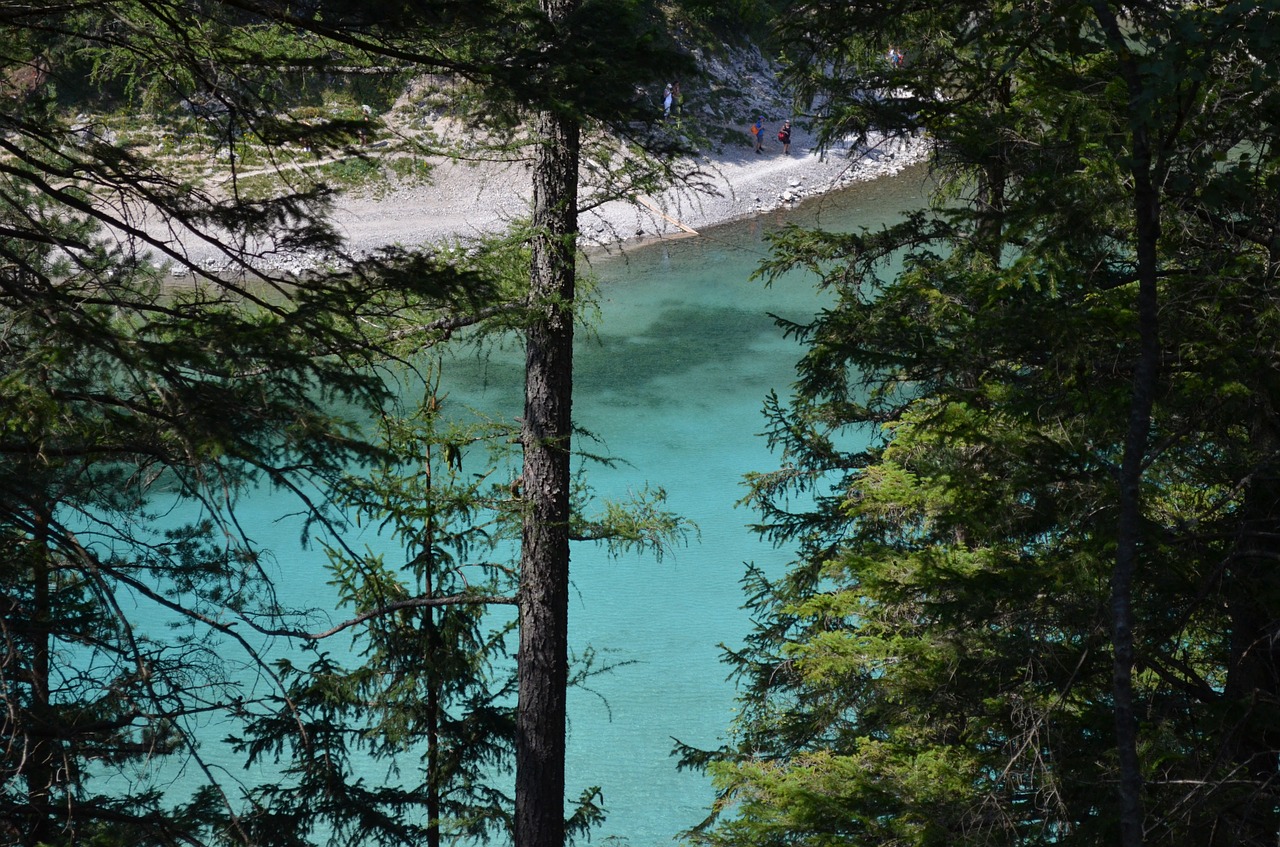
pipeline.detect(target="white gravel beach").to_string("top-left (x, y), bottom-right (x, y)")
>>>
top-left (324, 126), bottom-right (927, 262)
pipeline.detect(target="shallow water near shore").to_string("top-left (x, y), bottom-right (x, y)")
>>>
top-left (155, 164), bottom-right (929, 845)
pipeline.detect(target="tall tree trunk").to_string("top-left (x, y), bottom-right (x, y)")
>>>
top-left (1091, 5), bottom-right (1159, 845)
top-left (1111, 146), bottom-right (1158, 847)
top-left (515, 2), bottom-right (580, 844)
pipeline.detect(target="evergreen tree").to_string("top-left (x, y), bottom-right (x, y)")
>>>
top-left (0, 196), bottom-right (482, 845)
top-left (691, 2), bottom-right (1280, 846)
top-left (0, 3), bottom-right (494, 844)
top-left (231, 371), bottom-right (521, 847)
top-left (1, 1), bottom-right (697, 844)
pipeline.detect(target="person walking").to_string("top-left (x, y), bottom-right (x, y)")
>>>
top-left (777, 119), bottom-right (791, 155)
top-left (751, 115), bottom-right (765, 153)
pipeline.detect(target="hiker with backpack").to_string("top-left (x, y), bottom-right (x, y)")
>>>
top-left (751, 115), bottom-right (765, 153)
top-left (778, 119), bottom-right (791, 154)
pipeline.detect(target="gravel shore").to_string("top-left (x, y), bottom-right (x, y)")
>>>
top-left (323, 126), bottom-right (927, 263)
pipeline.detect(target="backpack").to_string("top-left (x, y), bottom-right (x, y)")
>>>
top-left (777, 129), bottom-right (786, 141)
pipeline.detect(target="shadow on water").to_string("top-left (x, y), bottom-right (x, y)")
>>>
top-left (437, 302), bottom-right (784, 414)
top-left (581, 304), bottom-right (777, 400)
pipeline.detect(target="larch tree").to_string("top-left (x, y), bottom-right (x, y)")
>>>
top-left (218, 1), bottom-right (696, 845)
top-left (516, 0), bottom-right (582, 843)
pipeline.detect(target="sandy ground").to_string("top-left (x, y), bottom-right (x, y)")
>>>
top-left (157, 42), bottom-right (929, 272)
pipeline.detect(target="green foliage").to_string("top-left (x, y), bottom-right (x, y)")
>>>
top-left (1, 0), bottom-right (700, 844)
top-left (226, 351), bottom-right (693, 845)
top-left (690, 2), bottom-right (1280, 846)
top-left (0, 5), bottom-right (507, 844)
top-left (662, 0), bottom-right (781, 45)
top-left (0, 214), bottom-right (394, 844)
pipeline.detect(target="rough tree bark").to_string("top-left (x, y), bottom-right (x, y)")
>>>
top-left (515, 0), bottom-right (581, 844)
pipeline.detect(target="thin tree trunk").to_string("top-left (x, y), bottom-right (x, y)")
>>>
top-left (27, 505), bottom-right (55, 847)
top-left (1112, 153), bottom-right (1158, 847)
top-left (515, 4), bottom-right (580, 844)
top-left (1090, 6), bottom-right (1159, 845)
top-left (424, 541), bottom-right (441, 847)
top-left (974, 76), bottom-right (1010, 263)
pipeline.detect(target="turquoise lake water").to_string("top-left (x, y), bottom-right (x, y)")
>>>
top-left (160, 164), bottom-right (928, 845)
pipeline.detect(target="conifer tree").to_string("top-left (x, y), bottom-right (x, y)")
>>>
top-left (231, 372), bottom-right (521, 847)
top-left (1, 1), bottom-right (694, 844)
top-left (691, 3), bottom-right (1280, 846)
